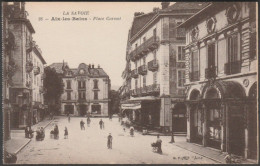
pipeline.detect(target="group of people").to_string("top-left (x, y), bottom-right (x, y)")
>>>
top-left (36, 127), bottom-right (45, 141)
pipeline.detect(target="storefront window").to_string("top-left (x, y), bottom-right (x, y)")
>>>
top-left (208, 108), bottom-right (221, 141)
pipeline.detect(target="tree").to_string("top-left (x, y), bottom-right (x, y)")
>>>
top-left (43, 66), bottom-right (64, 115)
top-left (109, 90), bottom-right (120, 115)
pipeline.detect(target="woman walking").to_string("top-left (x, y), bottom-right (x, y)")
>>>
top-left (64, 127), bottom-right (68, 139)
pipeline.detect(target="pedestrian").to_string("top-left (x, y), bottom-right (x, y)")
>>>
top-left (156, 134), bottom-right (162, 154)
top-left (54, 124), bottom-right (59, 139)
top-left (130, 126), bottom-right (134, 136)
top-left (64, 127), bottom-right (68, 139)
top-left (107, 133), bottom-right (113, 149)
top-left (68, 115), bottom-right (70, 123)
top-left (80, 120), bottom-right (85, 130)
top-left (87, 117), bottom-right (91, 127)
top-left (123, 128), bottom-right (126, 132)
top-left (99, 119), bottom-right (103, 129)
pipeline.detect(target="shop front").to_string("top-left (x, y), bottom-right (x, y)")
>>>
top-left (186, 80), bottom-right (249, 156)
top-left (121, 97), bottom-right (160, 130)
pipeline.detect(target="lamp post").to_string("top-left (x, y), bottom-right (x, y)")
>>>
top-left (169, 106), bottom-right (175, 143)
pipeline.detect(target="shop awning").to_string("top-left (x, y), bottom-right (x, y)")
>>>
top-left (121, 103), bottom-right (141, 110)
top-left (129, 96), bottom-right (160, 101)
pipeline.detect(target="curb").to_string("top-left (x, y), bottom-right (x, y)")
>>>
top-left (43, 119), bottom-right (54, 129)
top-left (14, 119), bottom-right (53, 155)
top-left (174, 144), bottom-right (223, 164)
top-left (14, 139), bottom-right (31, 155)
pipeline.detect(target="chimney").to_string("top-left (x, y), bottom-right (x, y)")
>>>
top-left (134, 12), bottom-right (144, 17)
top-left (153, 7), bottom-right (160, 13)
top-left (92, 64), bottom-right (94, 68)
top-left (89, 64), bottom-right (91, 68)
top-left (98, 64), bottom-right (100, 68)
top-left (161, 2), bottom-right (170, 9)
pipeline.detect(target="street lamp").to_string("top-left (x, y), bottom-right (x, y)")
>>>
top-left (169, 106), bottom-right (175, 143)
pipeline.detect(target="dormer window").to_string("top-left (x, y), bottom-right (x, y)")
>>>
top-left (79, 69), bottom-right (84, 74)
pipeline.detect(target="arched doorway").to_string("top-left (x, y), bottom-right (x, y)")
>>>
top-left (248, 82), bottom-right (257, 159)
top-left (189, 89), bottom-right (202, 144)
top-left (202, 81), bottom-right (246, 154)
top-left (204, 87), bottom-right (222, 149)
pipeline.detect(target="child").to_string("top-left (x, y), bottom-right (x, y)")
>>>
top-left (64, 127), bottom-right (68, 139)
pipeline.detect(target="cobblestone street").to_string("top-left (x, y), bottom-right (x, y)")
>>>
top-left (16, 116), bottom-right (218, 164)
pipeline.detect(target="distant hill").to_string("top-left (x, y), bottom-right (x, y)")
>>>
top-left (111, 85), bottom-right (120, 91)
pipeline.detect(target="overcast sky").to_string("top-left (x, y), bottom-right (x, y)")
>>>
top-left (26, 2), bottom-right (168, 89)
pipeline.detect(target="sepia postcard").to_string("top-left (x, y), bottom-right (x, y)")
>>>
top-left (2, 1), bottom-right (258, 164)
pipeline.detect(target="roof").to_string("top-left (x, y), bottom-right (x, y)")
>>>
top-left (129, 2), bottom-right (210, 41)
top-left (89, 68), bottom-right (109, 77)
top-left (178, 2), bottom-right (231, 28)
top-left (162, 2), bottom-right (210, 12)
top-left (49, 62), bottom-right (67, 74)
top-left (130, 12), bottom-right (157, 39)
top-left (49, 62), bottom-right (109, 77)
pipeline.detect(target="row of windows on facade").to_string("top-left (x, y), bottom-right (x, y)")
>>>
top-left (189, 33), bottom-right (256, 81)
top-left (66, 80), bottom-right (99, 89)
top-left (134, 24), bottom-right (185, 50)
top-left (133, 70), bottom-right (185, 89)
top-left (66, 91), bottom-right (99, 100)
top-left (132, 46), bottom-right (185, 69)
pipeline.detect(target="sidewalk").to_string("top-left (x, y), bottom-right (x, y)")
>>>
top-left (173, 140), bottom-right (257, 164)
top-left (4, 118), bottom-right (53, 155)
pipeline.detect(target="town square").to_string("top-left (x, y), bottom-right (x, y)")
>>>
top-left (2, 2), bottom-right (258, 164)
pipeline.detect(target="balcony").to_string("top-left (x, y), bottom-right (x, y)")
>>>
top-left (78, 98), bottom-right (86, 103)
top-left (138, 65), bottom-right (147, 75)
top-left (34, 66), bottom-right (40, 75)
top-left (189, 71), bottom-right (199, 82)
top-left (144, 36), bottom-right (160, 51)
top-left (224, 61), bottom-right (241, 75)
top-left (205, 66), bottom-right (217, 79)
top-left (130, 84), bottom-right (160, 97)
top-left (131, 69), bottom-right (138, 78)
top-left (148, 59), bottom-right (159, 71)
top-left (130, 36), bottom-right (160, 62)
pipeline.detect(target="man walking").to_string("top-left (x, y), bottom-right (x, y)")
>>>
top-left (99, 119), bottom-right (104, 129)
top-left (87, 117), bottom-right (91, 127)
top-left (80, 120), bottom-right (85, 130)
top-left (107, 133), bottom-right (113, 149)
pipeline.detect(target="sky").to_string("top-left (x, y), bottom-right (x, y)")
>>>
top-left (25, 2), bottom-right (167, 89)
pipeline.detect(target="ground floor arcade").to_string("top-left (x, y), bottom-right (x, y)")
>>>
top-left (185, 80), bottom-right (257, 159)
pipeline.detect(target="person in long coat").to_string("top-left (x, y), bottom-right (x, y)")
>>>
top-left (107, 133), bottom-right (113, 149)
top-left (156, 134), bottom-right (162, 154)
top-left (64, 127), bottom-right (68, 139)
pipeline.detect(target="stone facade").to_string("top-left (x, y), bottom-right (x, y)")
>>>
top-left (180, 2), bottom-right (257, 159)
top-left (4, 2), bottom-right (46, 129)
top-left (49, 63), bottom-right (110, 117)
top-left (120, 2), bottom-right (208, 132)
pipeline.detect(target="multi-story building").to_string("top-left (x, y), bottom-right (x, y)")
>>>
top-left (5, 2), bottom-right (45, 129)
top-left (3, 2), bottom-right (16, 140)
top-left (31, 45), bottom-right (46, 124)
top-left (180, 2), bottom-right (257, 159)
top-left (120, 2), bottom-right (208, 132)
top-left (49, 62), bottom-right (110, 117)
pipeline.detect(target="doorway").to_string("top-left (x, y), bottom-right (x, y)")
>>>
top-left (229, 105), bottom-right (245, 156)
top-left (79, 105), bottom-right (87, 116)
